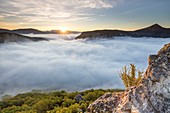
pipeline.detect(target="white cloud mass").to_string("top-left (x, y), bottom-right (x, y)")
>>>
top-left (0, 34), bottom-right (170, 96)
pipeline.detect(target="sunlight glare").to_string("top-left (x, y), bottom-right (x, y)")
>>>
top-left (60, 27), bottom-right (68, 33)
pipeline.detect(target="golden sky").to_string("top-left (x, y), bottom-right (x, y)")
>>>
top-left (0, 0), bottom-right (170, 31)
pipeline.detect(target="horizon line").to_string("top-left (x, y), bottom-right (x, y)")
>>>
top-left (0, 23), bottom-right (170, 32)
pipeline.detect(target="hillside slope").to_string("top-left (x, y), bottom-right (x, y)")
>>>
top-left (76, 24), bottom-right (170, 39)
top-left (0, 32), bottom-right (48, 43)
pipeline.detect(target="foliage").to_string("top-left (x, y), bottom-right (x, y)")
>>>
top-left (0, 89), bottom-right (123, 112)
top-left (119, 64), bottom-right (143, 88)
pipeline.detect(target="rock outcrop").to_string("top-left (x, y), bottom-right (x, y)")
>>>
top-left (0, 32), bottom-right (48, 43)
top-left (76, 24), bottom-right (170, 39)
top-left (75, 94), bottom-right (84, 102)
top-left (87, 43), bottom-right (170, 113)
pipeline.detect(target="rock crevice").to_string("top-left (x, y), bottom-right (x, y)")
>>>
top-left (87, 43), bottom-right (170, 113)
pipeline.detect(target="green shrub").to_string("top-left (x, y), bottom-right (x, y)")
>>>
top-left (119, 64), bottom-right (143, 88)
top-left (0, 89), bottom-right (124, 112)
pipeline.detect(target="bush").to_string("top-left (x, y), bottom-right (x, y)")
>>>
top-left (119, 64), bottom-right (143, 88)
top-left (33, 99), bottom-right (53, 113)
top-left (0, 89), bottom-right (123, 112)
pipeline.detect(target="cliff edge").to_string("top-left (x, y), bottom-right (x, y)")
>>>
top-left (87, 43), bottom-right (170, 113)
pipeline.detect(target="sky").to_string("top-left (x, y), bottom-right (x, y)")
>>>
top-left (0, 0), bottom-right (170, 31)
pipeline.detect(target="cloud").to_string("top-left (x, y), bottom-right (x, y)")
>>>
top-left (0, 34), bottom-right (169, 96)
top-left (0, 0), bottom-right (122, 26)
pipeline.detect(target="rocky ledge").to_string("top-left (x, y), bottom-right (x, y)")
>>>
top-left (0, 32), bottom-right (48, 43)
top-left (87, 43), bottom-right (170, 113)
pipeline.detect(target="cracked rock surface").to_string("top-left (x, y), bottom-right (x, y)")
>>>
top-left (87, 43), bottom-right (170, 113)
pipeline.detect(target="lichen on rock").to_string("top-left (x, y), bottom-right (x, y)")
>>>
top-left (87, 43), bottom-right (170, 113)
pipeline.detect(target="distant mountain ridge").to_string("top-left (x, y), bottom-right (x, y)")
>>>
top-left (76, 24), bottom-right (170, 39)
top-left (0, 28), bottom-right (80, 34)
top-left (0, 32), bottom-right (48, 43)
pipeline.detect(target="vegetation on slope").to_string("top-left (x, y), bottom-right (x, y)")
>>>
top-left (0, 64), bottom-right (143, 112)
top-left (0, 89), bottom-right (123, 113)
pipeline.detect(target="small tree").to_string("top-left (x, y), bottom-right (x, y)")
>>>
top-left (119, 64), bottom-right (143, 89)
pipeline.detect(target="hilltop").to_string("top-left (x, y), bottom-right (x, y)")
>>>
top-left (0, 32), bottom-right (48, 43)
top-left (76, 24), bottom-right (170, 39)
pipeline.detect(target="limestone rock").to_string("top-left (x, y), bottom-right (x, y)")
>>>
top-left (75, 94), bottom-right (84, 102)
top-left (87, 43), bottom-right (170, 113)
top-left (87, 92), bottom-right (122, 113)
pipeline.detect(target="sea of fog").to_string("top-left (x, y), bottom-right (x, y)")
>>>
top-left (0, 34), bottom-right (170, 96)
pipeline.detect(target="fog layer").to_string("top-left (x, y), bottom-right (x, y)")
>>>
top-left (0, 34), bottom-right (169, 96)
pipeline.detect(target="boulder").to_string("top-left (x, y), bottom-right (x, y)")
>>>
top-left (87, 43), bottom-right (170, 113)
top-left (75, 94), bottom-right (84, 102)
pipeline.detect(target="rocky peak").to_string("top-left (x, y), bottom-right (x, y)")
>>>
top-left (134, 23), bottom-right (165, 33)
top-left (147, 23), bottom-right (164, 31)
top-left (150, 23), bottom-right (162, 28)
top-left (87, 43), bottom-right (170, 113)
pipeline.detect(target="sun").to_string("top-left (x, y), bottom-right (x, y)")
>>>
top-left (60, 27), bottom-right (68, 33)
